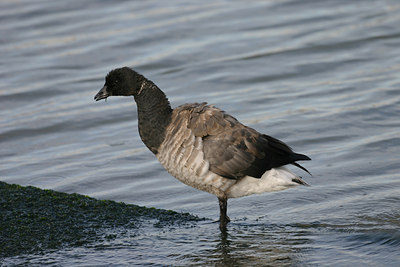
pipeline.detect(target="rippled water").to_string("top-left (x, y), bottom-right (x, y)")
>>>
top-left (1, 0), bottom-right (400, 265)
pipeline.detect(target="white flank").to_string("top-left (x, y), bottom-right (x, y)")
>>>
top-left (226, 167), bottom-right (303, 198)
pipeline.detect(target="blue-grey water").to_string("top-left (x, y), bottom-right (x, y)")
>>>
top-left (1, 0), bottom-right (400, 265)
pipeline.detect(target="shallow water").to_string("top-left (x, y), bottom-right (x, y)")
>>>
top-left (1, 0), bottom-right (400, 265)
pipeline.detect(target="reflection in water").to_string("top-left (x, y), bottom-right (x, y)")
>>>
top-left (216, 228), bottom-right (232, 264)
top-left (186, 222), bottom-right (311, 266)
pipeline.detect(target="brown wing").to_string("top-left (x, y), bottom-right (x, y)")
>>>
top-left (185, 103), bottom-right (310, 179)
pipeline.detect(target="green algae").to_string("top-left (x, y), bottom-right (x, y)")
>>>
top-left (0, 181), bottom-right (201, 258)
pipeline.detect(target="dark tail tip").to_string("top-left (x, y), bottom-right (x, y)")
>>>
top-left (292, 153), bottom-right (311, 161)
top-left (290, 153), bottom-right (312, 175)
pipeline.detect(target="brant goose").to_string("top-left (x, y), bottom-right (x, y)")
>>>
top-left (94, 67), bottom-right (311, 230)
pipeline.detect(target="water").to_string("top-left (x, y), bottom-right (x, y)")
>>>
top-left (1, 0), bottom-right (400, 265)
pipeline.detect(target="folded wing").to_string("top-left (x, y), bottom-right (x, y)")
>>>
top-left (184, 103), bottom-right (310, 179)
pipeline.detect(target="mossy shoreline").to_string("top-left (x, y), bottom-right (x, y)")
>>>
top-left (0, 181), bottom-right (201, 258)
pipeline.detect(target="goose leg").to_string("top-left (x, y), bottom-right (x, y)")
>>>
top-left (218, 197), bottom-right (230, 230)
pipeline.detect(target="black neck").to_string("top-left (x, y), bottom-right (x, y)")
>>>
top-left (134, 80), bottom-right (172, 154)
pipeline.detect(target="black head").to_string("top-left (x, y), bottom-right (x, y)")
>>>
top-left (94, 67), bottom-right (144, 101)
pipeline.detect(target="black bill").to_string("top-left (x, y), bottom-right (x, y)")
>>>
top-left (94, 86), bottom-right (109, 101)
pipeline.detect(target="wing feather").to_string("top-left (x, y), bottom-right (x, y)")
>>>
top-left (178, 103), bottom-right (310, 179)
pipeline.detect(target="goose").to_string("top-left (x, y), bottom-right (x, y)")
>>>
top-left (94, 67), bottom-right (311, 230)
